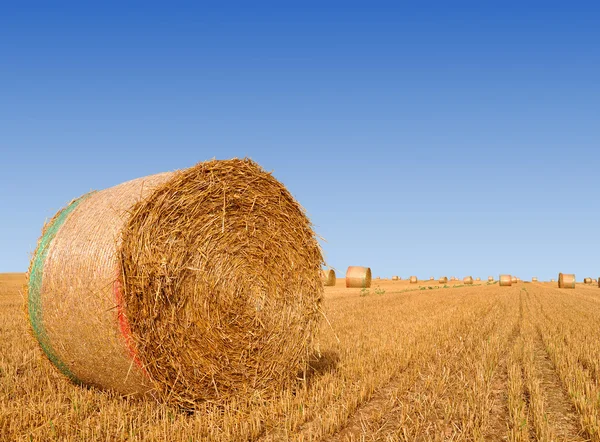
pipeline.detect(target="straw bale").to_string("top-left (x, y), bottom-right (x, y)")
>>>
top-left (391, 275), bottom-right (399, 281)
top-left (499, 275), bottom-right (512, 287)
top-left (475, 277), bottom-right (481, 281)
top-left (439, 276), bottom-right (448, 283)
top-left (511, 276), bottom-right (518, 284)
top-left (558, 273), bottom-right (575, 289)
top-left (429, 276), bottom-right (434, 280)
top-left (346, 266), bottom-right (372, 288)
top-left (532, 277), bottom-right (538, 282)
top-left (463, 276), bottom-right (473, 284)
top-left (27, 158), bottom-right (324, 408)
top-left (488, 276), bottom-right (494, 282)
top-left (409, 276), bottom-right (418, 284)
top-left (322, 269), bottom-right (336, 286)
top-left (584, 277), bottom-right (592, 284)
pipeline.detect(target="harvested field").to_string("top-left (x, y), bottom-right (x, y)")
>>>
top-left (2, 273), bottom-right (600, 441)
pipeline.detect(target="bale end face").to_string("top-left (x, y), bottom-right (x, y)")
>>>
top-left (322, 269), bottom-right (336, 286)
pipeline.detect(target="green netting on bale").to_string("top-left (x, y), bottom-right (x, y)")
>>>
top-left (28, 193), bottom-right (94, 384)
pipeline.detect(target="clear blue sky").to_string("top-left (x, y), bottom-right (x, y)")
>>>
top-left (1, 2), bottom-right (598, 280)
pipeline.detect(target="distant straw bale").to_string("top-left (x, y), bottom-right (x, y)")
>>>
top-left (392, 276), bottom-right (399, 281)
top-left (463, 276), bottom-right (473, 284)
top-left (584, 277), bottom-right (592, 284)
top-left (409, 276), bottom-right (418, 284)
top-left (475, 277), bottom-right (481, 281)
top-left (429, 276), bottom-right (434, 280)
top-left (511, 276), bottom-right (518, 284)
top-left (499, 275), bottom-right (512, 287)
top-left (488, 276), bottom-right (494, 282)
top-left (322, 269), bottom-right (336, 286)
top-left (532, 277), bottom-right (538, 282)
top-left (558, 273), bottom-right (575, 289)
top-left (346, 266), bottom-right (372, 288)
top-left (439, 276), bottom-right (448, 283)
top-left (26, 158), bottom-right (324, 408)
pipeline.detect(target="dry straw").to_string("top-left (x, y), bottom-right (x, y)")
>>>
top-left (429, 276), bottom-right (434, 280)
top-left (391, 275), bottom-right (399, 281)
top-left (511, 276), bottom-right (518, 284)
top-left (27, 158), bottom-right (324, 408)
top-left (439, 276), bottom-right (448, 283)
top-left (463, 276), bottom-right (473, 284)
top-left (409, 276), bottom-right (418, 284)
top-left (584, 277), bottom-right (592, 284)
top-left (488, 276), bottom-right (494, 282)
top-left (322, 269), bottom-right (336, 286)
top-left (558, 273), bottom-right (575, 289)
top-left (499, 274), bottom-right (512, 287)
top-left (346, 266), bottom-right (372, 288)
top-left (532, 277), bottom-right (538, 282)
top-left (475, 277), bottom-right (481, 281)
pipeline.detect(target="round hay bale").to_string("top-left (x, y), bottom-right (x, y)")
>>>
top-left (463, 276), bottom-right (473, 284)
top-left (511, 276), bottom-right (518, 284)
top-left (584, 277), bottom-right (592, 284)
top-left (499, 275), bottom-right (512, 287)
top-left (322, 269), bottom-right (336, 286)
top-left (475, 277), bottom-right (481, 281)
top-left (439, 276), bottom-right (448, 283)
top-left (551, 278), bottom-right (556, 282)
top-left (346, 266), bottom-right (372, 288)
top-left (488, 276), bottom-right (494, 282)
top-left (26, 158), bottom-right (324, 407)
top-left (429, 276), bottom-right (434, 281)
top-left (409, 276), bottom-right (418, 284)
top-left (391, 275), bottom-right (399, 281)
top-left (532, 277), bottom-right (538, 282)
top-left (558, 273), bottom-right (575, 289)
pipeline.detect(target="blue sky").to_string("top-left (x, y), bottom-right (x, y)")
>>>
top-left (1, 2), bottom-right (598, 280)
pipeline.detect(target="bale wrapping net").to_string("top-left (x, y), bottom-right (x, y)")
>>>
top-left (345, 266), bottom-right (371, 288)
top-left (27, 158), bottom-right (324, 407)
top-left (558, 273), bottom-right (575, 289)
top-left (499, 275), bottom-right (512, 287)
top-left (322, 269), bottom-right (336, 286)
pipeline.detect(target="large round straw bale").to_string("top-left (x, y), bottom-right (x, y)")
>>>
top-left (346, 266), bottom-right (372, 288)
top-left (391, 275), bottom-right (399, 281)
top-left (26, 158), bottom-right (324, 407)
top-left (439, 276), bottom-right (448, 283)
top-left (488, 276), bottom-right (494, 282)
top-left (558, 273), bottom-right (575, 288)
top-left (322, 269), bottom-right (336, 286)
top-left (584, 277), bottom-right (592, 284)
top-left (463, 276), bottom-right (473, 284)
top-left (409, 276), bottom-right (418, 284)
top-left (499, 275), bottom-right (512, 287)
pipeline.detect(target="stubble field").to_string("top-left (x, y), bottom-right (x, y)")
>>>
top-left (1, 273), bottom-right (599, 441)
